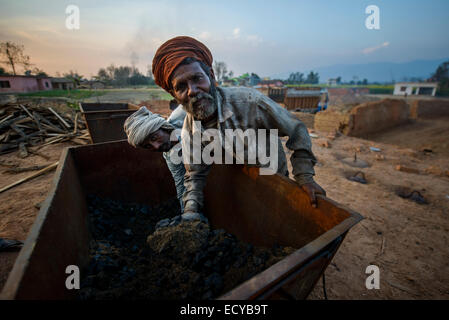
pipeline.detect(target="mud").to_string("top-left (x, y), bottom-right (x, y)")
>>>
top-left (78, 195), bottom-right (295, 300)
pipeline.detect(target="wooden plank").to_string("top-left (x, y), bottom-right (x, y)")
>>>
top-left (41, 123), bottom-right (67, 134)
top-left (2, 130), bottom-right (11, 143)
top-left (73, 113), bottom-right (79, 134)
top-left (10, 124), bottom-right (27, 139)
top-left (0, 115), bottom-right (27, 130)
top-left (36, 137), bottom-right (66, 149)
top-left (0, 162), bottom-right (59, 194)
top-left (15, 124), bottom-right (37, 130)
top-left (43, 134), bottom-right (66, 143)
top-left (31, 111), bottom-right (44, 132)
top-left (70, 138), bottom-right (88, 145)
top-left (48, 107), bottom-right (71, 129)
top-left (19, 104), bottom-right (35, 119)
top-left (14, 117), bottom-right (33, 125)
top-left (9, 131), bottom-right (44, 144)
top-left (0, 114), bottom-right (13, 125)
top-left (33, 112), bottom-right (66, 133)
top-left (0, 144), bottom-right (19, 154)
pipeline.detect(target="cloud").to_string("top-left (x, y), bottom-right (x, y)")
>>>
top-left (223, 28), bottom-right (263, 46)
top-left (362, 41), bottom-right (390, 54)
top-left (246, 34), bottom-right (263, 45)
top-left (233, 28), bottom-right (240, 38)
top-left (198, 31), bottom-right (211, 40)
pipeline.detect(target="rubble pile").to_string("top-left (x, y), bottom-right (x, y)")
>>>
top-left (79, 195), bottom-right (295, 300)
top-left (0, 103), bottom-right (89, 156)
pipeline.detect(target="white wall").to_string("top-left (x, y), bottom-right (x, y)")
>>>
top-left (393, 83), bottom-right (437, 96)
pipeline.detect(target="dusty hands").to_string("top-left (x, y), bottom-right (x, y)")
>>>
top-left (301, 181), bottom-right (326, 208)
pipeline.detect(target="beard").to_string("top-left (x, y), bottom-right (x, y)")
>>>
top-left (183, 90), bottom-right (217, 121)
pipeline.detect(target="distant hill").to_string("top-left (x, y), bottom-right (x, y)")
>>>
top-left (272, 58), bottom-right (448, 83)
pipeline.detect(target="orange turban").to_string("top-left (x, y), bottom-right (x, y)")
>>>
top-left (152, 36), bottom-right (215, 92)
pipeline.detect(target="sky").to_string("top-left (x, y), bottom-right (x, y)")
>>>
top-left (0, 0), bottom-right (448, 79)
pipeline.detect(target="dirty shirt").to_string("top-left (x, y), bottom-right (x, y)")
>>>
top-left (181, 86), bottom-right (317, 213)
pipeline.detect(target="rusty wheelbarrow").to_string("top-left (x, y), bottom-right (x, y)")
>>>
top-left (79, 102), bottom-right (139, 144)
top-left (0, 141), bottom-right (362, 300)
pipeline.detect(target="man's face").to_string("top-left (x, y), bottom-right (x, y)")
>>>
top-left (141, 129), bottom-right (174, 152)
top-left (170, 61), bottom-right (216, 120)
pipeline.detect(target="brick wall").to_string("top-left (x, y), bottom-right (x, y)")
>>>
top-left (314, 111), bottom-right (350, 134)
top-left (409, 99), bottom-right (449, 118)
top-left (291, 111), bottom-right (315, 129)
top-left (314, 98), bottom-right (409, 136)
top-left (347, 99), bottom-right (409, 137)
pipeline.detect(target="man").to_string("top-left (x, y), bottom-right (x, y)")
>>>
top-left (317, 88), bottom-right (328, 112)
top-left (124, 104), bottom-right (187, 211)
top-left (152, 36), bottom-right (326, 214)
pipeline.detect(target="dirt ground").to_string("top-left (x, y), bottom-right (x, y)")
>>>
top-left (0, 141), bottom-right (78, 289)
top-left (365, 118), bottom-right (449, 157)
top-left (300, 126), bottom-right (449, 299)
top-left (1, 107), bottom-right (448, 299)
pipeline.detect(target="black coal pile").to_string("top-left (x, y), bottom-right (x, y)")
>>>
top-left (78, 195), bottom-right (295, 300)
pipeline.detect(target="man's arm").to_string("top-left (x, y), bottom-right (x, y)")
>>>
top-left (180, 115), bottom-right (212, 213)
top-left (182, 162), bottom-right (212, 213)
top-left (255, 92), bottom-right (326, 206)
top-left (163, 152), bottom-right (186, 211)
top-left (256, 92), bottom-right (317, 185)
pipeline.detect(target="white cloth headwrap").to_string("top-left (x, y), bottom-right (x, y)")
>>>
top-left (124, 106), bottom-right (174, 147)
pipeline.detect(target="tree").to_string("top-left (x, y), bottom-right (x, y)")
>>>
top-left (113, 66), bottom-right (132, 86)
top-left (24, 67), bottom-right (48, 77)
top-left (287, 72), bottom-right (304, 84)
top-left (0, 66), bottom-right (8, 75)
top-left (96, 68), bottom-right (110, 82)
top-left (430, 60), bottom-right (449, 89)
top-left (63, 70), bottom-right (84, 86)
top-left (305, 71), bottom-right (319, 84)
top-left (95, 64), bottom-right (155, 87)
top-left (336, 76), bottom-right (342, 85)
top-left (106, 64), bottom-right (116, 80)
top-left (0, 41), bottom-right (31, 75)
top-left (35, 70), bottom-right (48, 77)
top-left (129, 67), bottom-right (152, 86)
